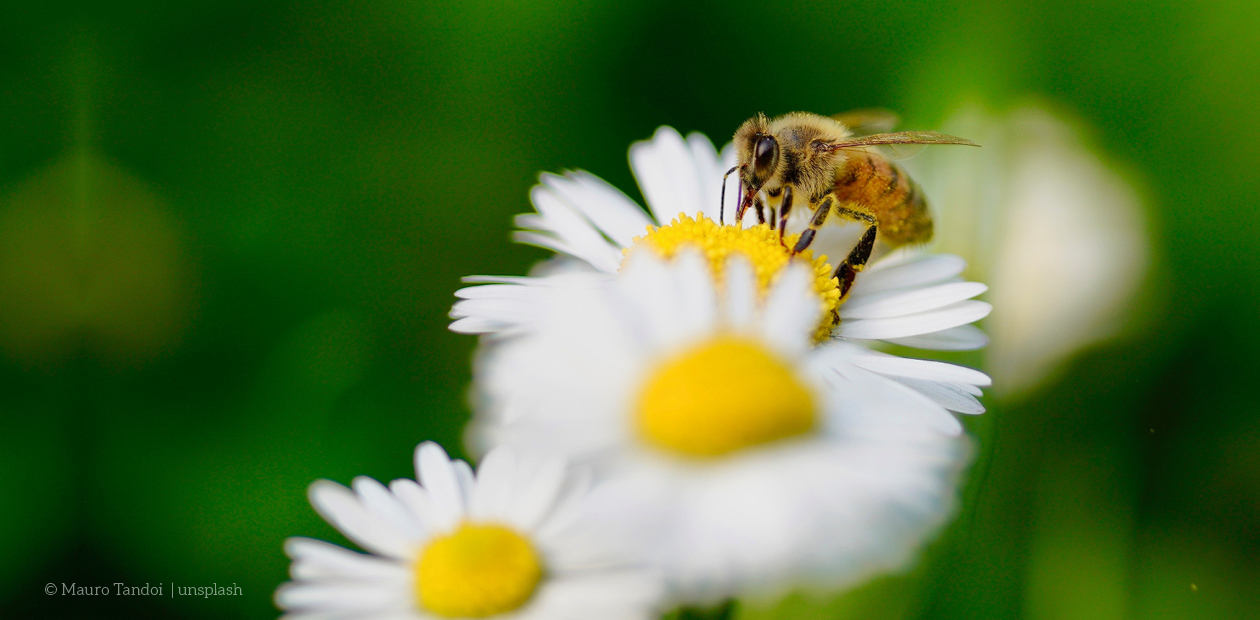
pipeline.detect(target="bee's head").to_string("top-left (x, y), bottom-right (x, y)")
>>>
top-left (734, 113), bottom-right (780, 191)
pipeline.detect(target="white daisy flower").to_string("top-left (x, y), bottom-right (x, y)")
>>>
top-left (470, 251), bottom-right (982, 602)
top-left (450, 126), bottom-right (991, 352)
top-left (275, 442), bottom-right (662, 620)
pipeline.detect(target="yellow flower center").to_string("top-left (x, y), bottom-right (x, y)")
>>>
top-left (626, 213), bottom-right (842, 341)
top-left (416, 523), bottom-right (544, 618)
top-left (636, 335), bottom-right (817, 458)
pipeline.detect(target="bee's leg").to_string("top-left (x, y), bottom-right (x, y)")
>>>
top-left (754, 196), bottom-right (767, 225)
top-left (720, 165), bottom-right (739, 224)
top-left (832, 206), bottom-right (878, 299)
top-left (791, 195), bottom-right (835, 255)
top-left (777, 187), bottom-right (794, 246)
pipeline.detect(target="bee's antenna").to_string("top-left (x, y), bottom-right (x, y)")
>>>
top-left (720, 165), bottom-right (739, 224)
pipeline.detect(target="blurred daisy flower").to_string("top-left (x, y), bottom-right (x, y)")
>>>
top-left (450, 126), bottom-right (991, 352)
top-left (469, 251), bottom-right (979, 602)
top-left (275, 442), bottom-right (662, 620)
top-left (904, 105), bottom-right (1150, 396)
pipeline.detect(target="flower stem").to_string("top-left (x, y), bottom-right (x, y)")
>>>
top-left (663, 599), bottom-right (737, 620)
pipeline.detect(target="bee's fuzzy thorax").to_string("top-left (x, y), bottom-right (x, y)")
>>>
top-left (752, 112), bottom-right (853, 199)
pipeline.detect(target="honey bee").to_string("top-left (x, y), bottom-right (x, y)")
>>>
top-left (725, 110), bottom-right (977, 298)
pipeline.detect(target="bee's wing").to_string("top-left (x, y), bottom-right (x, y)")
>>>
top-left (830, 109), bottom-right (901, 136)
top-left (829, 131), bottom-right (979, 161)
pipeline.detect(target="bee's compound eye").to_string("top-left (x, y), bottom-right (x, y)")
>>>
top-left (754, 137), bottom-right (778, 176)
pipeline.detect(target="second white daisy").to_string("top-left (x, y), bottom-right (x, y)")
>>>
top-left (276, 442), bottom-right (662, 620)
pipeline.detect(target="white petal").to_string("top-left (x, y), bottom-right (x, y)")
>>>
top-left (542, 171), bottom-right (653, 248)
top-left (512, 230), bottom-right (580, 262)
top-left (449, 296), bottom-right (529, 317)
top-left (955, 381), bottom-right (984, 396)
top-left (522, 185), bottom-right (624, 272)
top-left (470, 445), bottom-right (518, 521)
top-left (453, 296), bottom-right (527, 328)
top-left (414, 443), bottom-right (465, 530)
top-left (284, 538), bottom-right (411, 581)
top-left (820, 362), bottom-right (963, 436)
top-left (848, 354), bottom-right (991, 387)
top-left (450, 272), bottom-right (608, 336)
top-left (520, 572), bottom-right (663, 620)
top-left (452, 283), bottom-right (539, 301)
top-left (353, 477), bottom-right (424, 540)
top-left (617, 252), bottom-right (689, 349)
top-left (308, 481), bottom-right (414, 560)
top-left (838, 300), bottom-right (992, 340)
top-left (758, 262), bottom-right (819, 354)
top-left (630, 126), bottom-right (707, 223)
top-left (452, 460), bottom-right (476, 504)
top-left (388, 479), bottom-right (442, 537)
top-left (673, 250), bottom-right (718, 337)
top-left (892, 378), bottom-right (986, 414)
top-left (851, 254), bottom-right (966, 295)
top-left (275, 580), bottom-right (410, 612)
top-left (461, 274), bottom-right (537, 285)
top-left (534, 465), bottom-right (594, 542)
top-left (448, 316), bottom-right (502, 335)
top-left (685, 132), bottom-right (730, 224)
top-left (841, 281), bottom-right (988, 319)
top-left (883, 324), bottom-right (990, 350)
top-left (461, 272), bottom-right (605, 289)
top-left (723, 255), bottom-right (758, 330)
top-left (506, 455), bottom-right (569, 531)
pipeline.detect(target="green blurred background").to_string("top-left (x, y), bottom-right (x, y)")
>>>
top-left (1, 0), bottom-right (1257, 618)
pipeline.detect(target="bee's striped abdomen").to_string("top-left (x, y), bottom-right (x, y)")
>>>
top-left (831, 153), bottom-right (933, 247)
